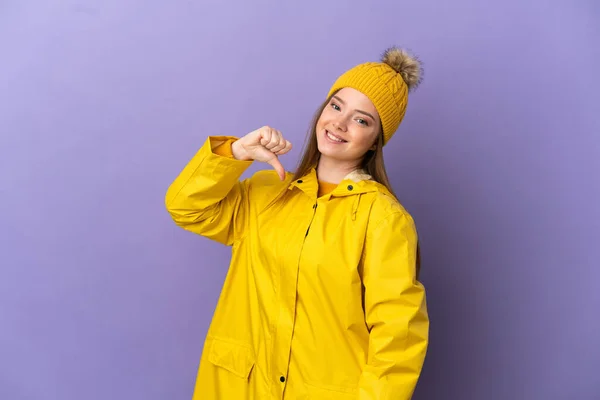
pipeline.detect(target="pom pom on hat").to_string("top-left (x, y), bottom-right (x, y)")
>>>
top-left (327, 46), bottom-right (423, 145)
top-left (381, 46), bottom-right (423, 92)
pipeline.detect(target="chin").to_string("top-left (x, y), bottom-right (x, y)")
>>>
top-left (317, 143), bottom-right (349, 162)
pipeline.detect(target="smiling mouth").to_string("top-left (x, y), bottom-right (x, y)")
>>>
top-left (326, 130), bottom-right (347, 143)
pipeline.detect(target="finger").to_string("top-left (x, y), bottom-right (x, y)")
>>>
top-left (266, 155), bottom-right (286, 181)
top-left (265, 129), bottom-right (283, 150)
top-left (275, 140), bottom-right (292, 155)
top-left (270, 136), bottom-right (288, 153)
top-left (259, 127), bottom-right (273, 147)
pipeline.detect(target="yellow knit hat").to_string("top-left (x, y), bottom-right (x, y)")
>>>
top-left (327, 47), bottom-right (423, 145)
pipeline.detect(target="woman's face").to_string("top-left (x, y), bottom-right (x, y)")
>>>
top-left (315, 87), bottom-right (381, 165)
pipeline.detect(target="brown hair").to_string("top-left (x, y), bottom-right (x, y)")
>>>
top-left (290, 92), bottom-right (422, 280)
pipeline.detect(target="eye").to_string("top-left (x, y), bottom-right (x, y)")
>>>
top-left (330, 102), bottom-right (341, 111)
top-left (356, 118), bottom-right (368, 126)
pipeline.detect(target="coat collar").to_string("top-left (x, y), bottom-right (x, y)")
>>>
top-left (344, 169), bottom-right (373, 182)
top-left (287, 168), bottom-right (386, 198)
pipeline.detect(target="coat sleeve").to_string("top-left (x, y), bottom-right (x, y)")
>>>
top-left (165, 136), bottom-right (253, 246)
top-left (358, 211), bottom-right (429, 400)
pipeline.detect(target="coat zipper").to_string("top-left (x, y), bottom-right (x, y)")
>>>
top-left (305, 202), bottom-right (318, 237)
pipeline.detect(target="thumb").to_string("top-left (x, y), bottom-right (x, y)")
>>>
top-left (266, 155), bottom-right (286, 181)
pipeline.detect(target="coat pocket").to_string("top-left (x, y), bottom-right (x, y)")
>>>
top-left (207, 337), bottom-right (255, 379)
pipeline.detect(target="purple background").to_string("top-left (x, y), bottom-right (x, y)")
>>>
top-left (1, 1), bottom-right (599, 399)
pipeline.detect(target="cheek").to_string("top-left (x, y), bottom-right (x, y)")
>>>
top-left (351, 129), bottom-right (379, 151)
top-left (318, 107), bottom-right (336, 122)
top-left (316, 114), bottom-right (327, 128)
top-left (355, 126), bottom-right (377, 142)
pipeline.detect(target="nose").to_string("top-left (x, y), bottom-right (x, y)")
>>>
top-left (333, 118), bottom-right (347, 132)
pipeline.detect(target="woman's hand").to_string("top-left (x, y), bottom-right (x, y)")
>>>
top-left (231, 126), bottom-right (293, 180)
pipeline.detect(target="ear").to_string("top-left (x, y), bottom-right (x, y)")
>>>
top-left (369, 138), bottom-right (378, 151)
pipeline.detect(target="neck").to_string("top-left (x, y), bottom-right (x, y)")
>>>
top-left (315, 155), bottom-right (361, 184)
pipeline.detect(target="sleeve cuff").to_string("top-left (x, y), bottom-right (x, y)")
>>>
top-left (211, 137), bottom-right (237, 158)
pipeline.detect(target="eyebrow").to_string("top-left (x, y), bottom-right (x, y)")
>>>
top-left (332, 95), bottom-right (376, 121)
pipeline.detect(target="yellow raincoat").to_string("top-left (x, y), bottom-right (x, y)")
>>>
top-left (165, 136), bottom-right (429, 399)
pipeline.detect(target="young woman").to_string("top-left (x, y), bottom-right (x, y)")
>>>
top-left (165, 46), bottom-right (429, 400)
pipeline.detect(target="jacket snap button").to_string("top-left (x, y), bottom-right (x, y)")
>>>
top-left (347, 185), bottom-right (353, 191)
top-left (297, 180), bottom-right (303, 184)
top-left (280, 376), bottom-right (286, 383)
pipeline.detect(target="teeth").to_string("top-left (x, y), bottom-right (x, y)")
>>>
top-left (326, 131), bottom-right (344, 143)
